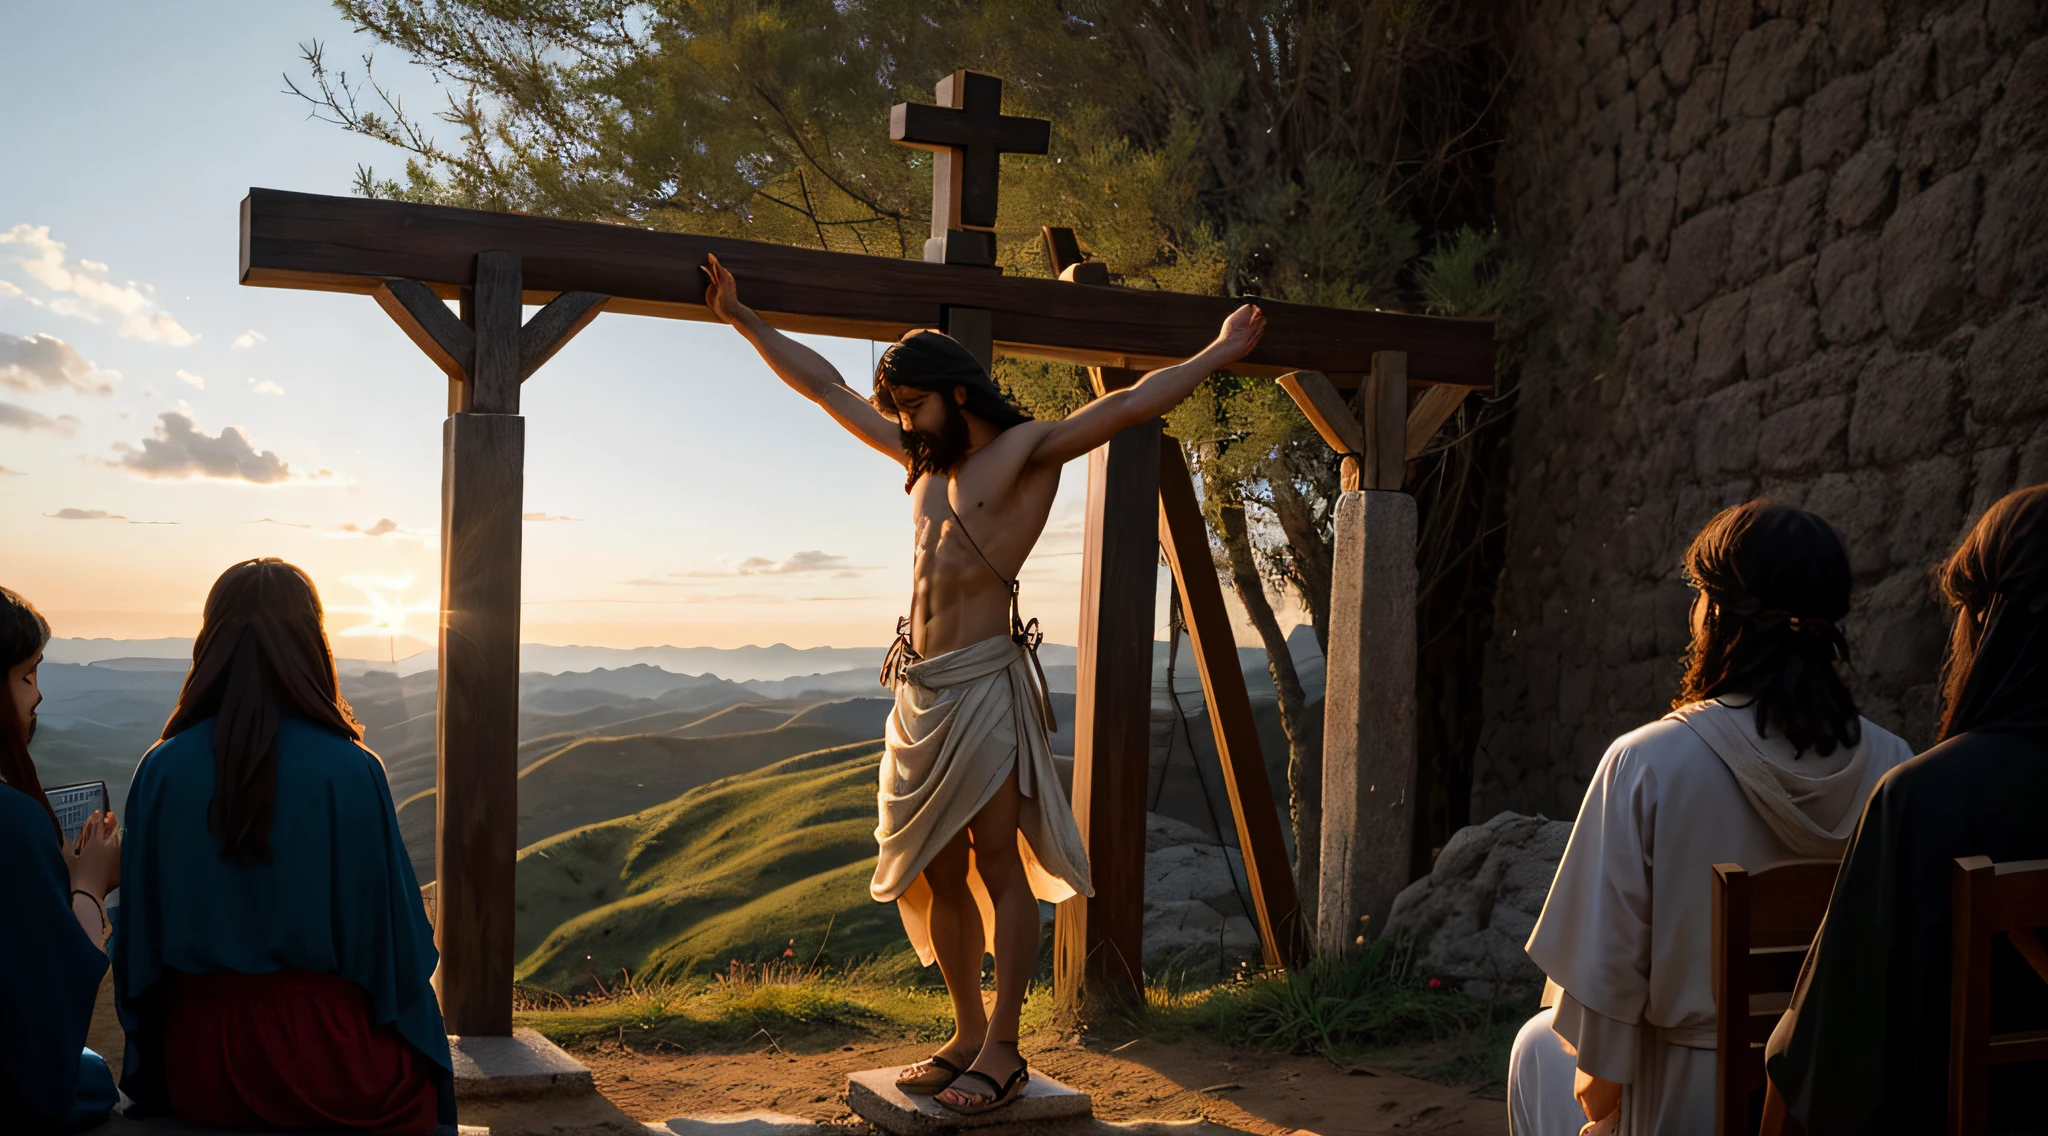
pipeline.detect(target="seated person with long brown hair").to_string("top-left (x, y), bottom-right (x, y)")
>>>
top-left (111, 559), bottom-right (452, 1133)
top-left (1765, 485), bottom-right (2048, 1134)
top-left (0, 586), bottom-right (121, 1132)
top-left (1508, 502), bottom-right (1916, 1135)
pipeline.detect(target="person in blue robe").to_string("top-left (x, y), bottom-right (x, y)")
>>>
top-left (1, 585), bottom-right (120, 1132)
top-left (110, 559), bottom-right (454, 1132)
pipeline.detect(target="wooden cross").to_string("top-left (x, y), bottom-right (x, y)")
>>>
top-left (237, 181), bottom-right (1489, 1033)
top-left (890, 70), bottom-right (1050, 266)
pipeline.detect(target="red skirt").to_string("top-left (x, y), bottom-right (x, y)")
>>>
top-left (162, 968), bottom-right (439, 1134)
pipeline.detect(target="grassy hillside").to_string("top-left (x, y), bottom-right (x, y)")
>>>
top-left (513, 742), bottom-right (905, 992)
top-left (396, 721), bottom-right (865, 877)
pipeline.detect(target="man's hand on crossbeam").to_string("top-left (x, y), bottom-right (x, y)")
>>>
top-left (701, 254), bottom-right (909, 465)
top-left (1025, 302), bottom-right (1265, 467)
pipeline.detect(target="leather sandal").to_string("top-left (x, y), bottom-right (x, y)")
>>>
top-left (937, 1062), bottom-right (1030, 1115)
top-left (895, 1053), bottom-right (965, 1096)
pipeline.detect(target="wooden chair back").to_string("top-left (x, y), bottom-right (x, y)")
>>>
top-left (1948, 856), bottom-right (2048, 1135)
top-left (1712, 859), bottom-right (1840, 1136)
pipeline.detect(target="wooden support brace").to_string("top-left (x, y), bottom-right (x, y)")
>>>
top-left (1404, 383), bottom-right (1469, 460)
top-left (376, 277), bottom-right (472, 381)
top-left (519, 290), bottom-right (610, 380)
top-left (1278, 370), bottom-right (1366, 490)
top-left (1158, 445), bottom-right (1309, 969)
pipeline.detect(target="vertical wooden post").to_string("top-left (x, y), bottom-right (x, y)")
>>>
top-left (1317, 351), bottom-right (1418, 956)
top-left (1360, 351), bottom-right (1408, 491)
top-left (1055, 364), bottom-right (1158, 1011)
top-left (434, 250), bottom-right (525, 1036)
top-left (941, 307), bottom-right (994, 373)
top-left (1158, 445), bottom-right (1309, 968)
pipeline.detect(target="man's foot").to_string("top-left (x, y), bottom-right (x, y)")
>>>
top-left (936, 1042), bottom-right (1028, 1114)
top-left (896, 1033), bottom-right (983, 1097)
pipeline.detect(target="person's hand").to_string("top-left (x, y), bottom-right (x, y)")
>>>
top-left (1208, 303), bottom-right (1266, 364)
top-left (702, 253), bottom-right (756, 328)
top-left (1573, 1068), bottom-right (1622, 1126)
top-left (66, 809), bottom-right (120, 898)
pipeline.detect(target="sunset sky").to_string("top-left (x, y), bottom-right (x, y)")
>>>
top-left (0, 3), bottom-right (1276, 658)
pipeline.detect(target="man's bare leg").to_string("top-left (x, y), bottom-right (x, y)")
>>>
top-left (938, 769), bottom-right (1036, 1106)
top-left (913, 828), bottom-right (988, 1076)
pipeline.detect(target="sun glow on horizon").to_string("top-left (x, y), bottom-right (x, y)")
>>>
top-left (331, 574), bottom-right (438, 643)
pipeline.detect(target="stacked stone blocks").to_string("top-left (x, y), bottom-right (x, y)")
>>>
top-left (1479, 0), bottom-right (2048, 820)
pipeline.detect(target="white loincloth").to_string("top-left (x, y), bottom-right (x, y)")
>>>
top-left (871, 633), bottom-right (1094, 966)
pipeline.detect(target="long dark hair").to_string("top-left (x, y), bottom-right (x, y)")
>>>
top-left (870, 329), bottom-right (1031, 493)
top-left (1936, 485), bottom-right (2048, 741)
top-left (1676, 500), bottom-right (1863, 756)
top-left (0, 586), bottom-right (58, 836)
top-left (160, 559), bottom-right (363, 862)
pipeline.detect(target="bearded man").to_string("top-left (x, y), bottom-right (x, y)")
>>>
top-left (702, 254), bottom-right (1264, 1115)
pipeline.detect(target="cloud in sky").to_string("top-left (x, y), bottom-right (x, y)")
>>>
top-left (0, 331), bottom-right (114, 394)
top-left (246, 517), bottom-right (313, 528)
top-left (46, 508), bottom-right (174, 525)
top-left (522, 512), bottom-right (579, 522)
top-left (110, 411), bottom-right (309, 483)
top-left (231, 330), bottom-right (266, 350)
top-left (335, 518), bottom-right (424, 539)
top-left (0, 400), bottom-right (77, 433)
top-left (639, 549), bottom-right (882, 583)
top-left (0, 465), bottom-right (23, 476)
top-left (249, 379), bottom-right (283, 396)
top-left (0, 225), bottom-right (196, 345)
top-left (176, 368), bottom-right (204, 389)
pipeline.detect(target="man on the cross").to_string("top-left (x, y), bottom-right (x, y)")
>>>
top-left (703, 253), bottom-right (1265, 1115)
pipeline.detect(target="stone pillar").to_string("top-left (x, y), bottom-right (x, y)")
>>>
top-left (1317, 489), bottom-right (1418, 955)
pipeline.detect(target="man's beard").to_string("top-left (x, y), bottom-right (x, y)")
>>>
top-left (901, 395), bottom-right (971, 481)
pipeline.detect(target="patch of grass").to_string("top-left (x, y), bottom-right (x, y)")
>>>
top-left (516, 966), bottom-right (1061, 1056)
top-left (1133, 939), bottom-right (1515, 1087)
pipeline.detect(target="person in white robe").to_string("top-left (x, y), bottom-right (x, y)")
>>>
top-left (1505, 501), bottom-right (1915, 1136)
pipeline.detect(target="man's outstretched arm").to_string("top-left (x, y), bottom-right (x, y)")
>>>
top-left (1027, 304), bottom-right (1266, 467)
top-left (702, 254), bottom-right (907, 464)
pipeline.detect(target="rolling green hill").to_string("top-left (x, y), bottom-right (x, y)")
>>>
top-left (513, 742), bottom-right (904, 991)
top-left (396, 721), bottom-right (865, 877)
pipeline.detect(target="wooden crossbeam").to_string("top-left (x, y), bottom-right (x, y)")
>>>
top-left (241, 189), bottom-right (1493, 383)
top-left (1158, 444), bottom-right (1310, 969)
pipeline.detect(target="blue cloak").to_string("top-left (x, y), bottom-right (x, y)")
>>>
top-left (110, 716), bottom-right (452, 1123)
top-left (0, 781), bottom-right (116, 1131)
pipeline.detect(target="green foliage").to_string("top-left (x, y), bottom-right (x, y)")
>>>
top-left (1415, 227), bottom-right (1533, 321)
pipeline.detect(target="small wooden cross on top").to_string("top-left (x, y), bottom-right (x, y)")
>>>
top-left (890, 70), bottom-right (1051, 266)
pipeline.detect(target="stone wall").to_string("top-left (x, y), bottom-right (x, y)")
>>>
top-left (1477, 0), bottom-right (2048, 820)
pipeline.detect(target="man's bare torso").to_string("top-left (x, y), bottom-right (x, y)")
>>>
top-left (908, 419), bottom-right (1063, 658)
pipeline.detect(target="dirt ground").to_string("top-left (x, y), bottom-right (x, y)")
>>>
top-left (89, 979), bottom-right (1505, 1135)
top-left (577, 1032), bottom-right (1506, 1135)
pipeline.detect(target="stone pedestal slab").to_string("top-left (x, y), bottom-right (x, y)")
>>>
top-left (451, 1028), bottom-right (594, 1100)
top-left (846, 1068), bottom-right (1092, 1135)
